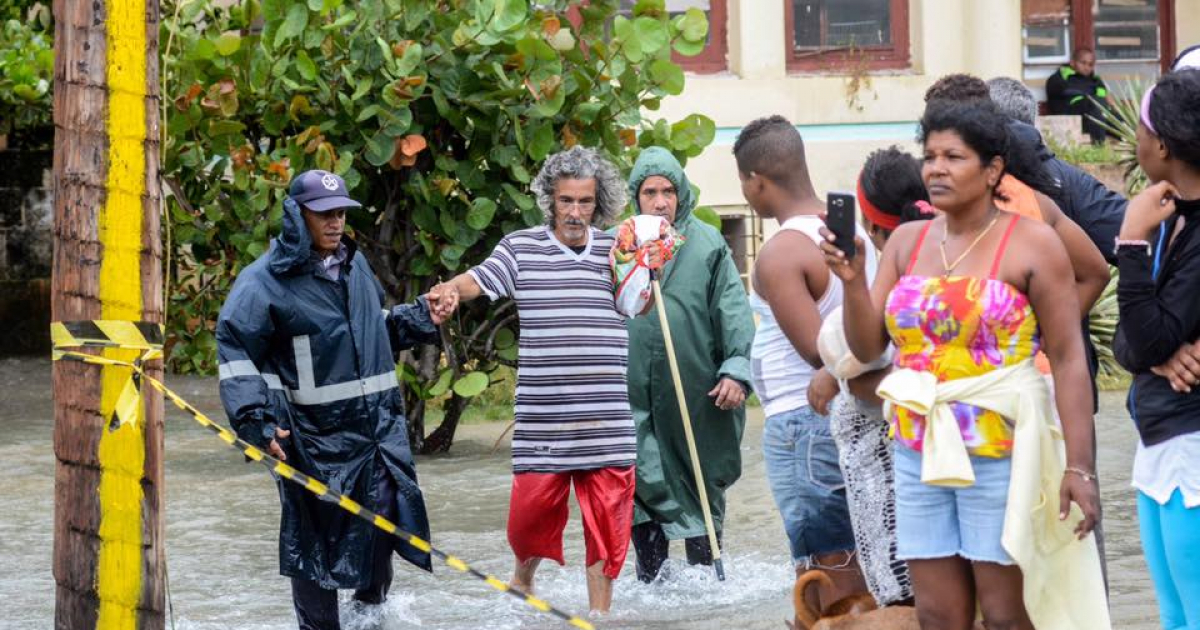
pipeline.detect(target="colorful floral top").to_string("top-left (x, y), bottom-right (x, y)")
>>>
top-left (885, 216), bottom-right (1041, 458)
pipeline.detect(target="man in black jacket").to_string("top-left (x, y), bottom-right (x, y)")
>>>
top-left (217, 170), bottom-right (445, 629)
top-left (988, 76), bottom-right (1127, 264)
top-left (1046, 48), bottom-right (1114, 143)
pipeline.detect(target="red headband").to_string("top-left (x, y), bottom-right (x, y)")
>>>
top-left (857, 176), bottom-right (901, 232)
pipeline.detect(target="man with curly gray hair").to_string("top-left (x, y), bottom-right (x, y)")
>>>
top-left (428, 146), bottom-right (660, 614)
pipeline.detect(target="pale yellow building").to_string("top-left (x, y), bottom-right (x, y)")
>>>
top-left (648, 0), bottom-right (1200, 276)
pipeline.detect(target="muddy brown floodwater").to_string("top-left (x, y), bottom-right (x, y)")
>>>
top-left (0, 358), bottom-right (1158, 629)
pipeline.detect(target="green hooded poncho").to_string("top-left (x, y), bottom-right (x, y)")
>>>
top-left (625, 147), bottom-right (755, 540)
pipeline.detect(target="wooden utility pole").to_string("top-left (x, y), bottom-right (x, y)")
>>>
top-left (52, 0), bottom-right (164, 628)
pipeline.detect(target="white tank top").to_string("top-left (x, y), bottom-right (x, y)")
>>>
top-left (749, 214), bottom-right (878, 417)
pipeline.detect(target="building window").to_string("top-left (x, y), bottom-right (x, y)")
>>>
top-left (785, 0), bottom-right (910, 72)
top-left (1093, 0), bottom-right (1160, 62)
top-left (1022, 0), bottom-right (1073, 63)
top-left (1020, 0), bottom-right (1176, 79)
top-left (617, 0), bottom-right (728, 73)
top-left (719, 208), bottom-right (762, 287)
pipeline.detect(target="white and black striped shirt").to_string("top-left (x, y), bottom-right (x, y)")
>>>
top-left (469, 226), bottom-right (635, 473)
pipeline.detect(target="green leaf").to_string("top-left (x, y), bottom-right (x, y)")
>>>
top-left (520, 202), bottom-right (542, 226)
top-left (427, 369), bottom-right (454, 397)
top-left (274, 4), bottom-right (309, 48)
top-left (693, 206), bottom-right (722, 231)
top-left (395, 42), bottom-right (424, 76)
top-left (365, 129), bottom-right (397, 166)
top-left (613, 16), bottom-right (644, 62)
top-left (532, 91), bottom-right (566, 118)
top-left (397, 362), bottom-right (419, 385)
top-left (410, 257), bottom-right (435, 276)
top-left (440, 212), bottom-right (459, 237)
top-left (648, 59), bottom-right (685, 95)
top-left (452, 371), bottom-right (490, 397)
top-left (323, 9), bottom-right (357, 30)
top-left (491, 0), bottom-right (527, 33)
top-left (352, 76), bottom-right (375, 101)
top-left (679, 7), bottom-right (709, 42)
top-left (633, 17), bottom-right (668, 55)
top-left (250, 54), bottom-right (271, 86)
top-left (494, 327), bottom-right (516, 349)
top-left (670, 113), bottom-right (716, 152)
top-left (208, 120), bottom-right (247, 136)
top-left (188, 38), bottom-right (217, 61)
top-left (215, 33), bottom-right (242, 56)
top-left (440, 244), bottom-right (466, 269)
top-left (498, 345), bottom-right (519, 361)
top-left (502, 183), bottom-right (534, 210)
top-left (528, 123), bottom-right (555, 161)
top-left (634, 0), bottom-right (666, 16)
top-left (516, 36), bottom-right (557, 62)
top-left (672, 35), bottom-right (705, 57)
top-left (356, 104), bottom-right (382, 122)
top-left (295, 50), bottom-right (318, 81)
top-left (467, 198), bottom-right (498, 230)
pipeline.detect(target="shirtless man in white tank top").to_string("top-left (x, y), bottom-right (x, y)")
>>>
top-left (732, 116), bottom-right (871, 610)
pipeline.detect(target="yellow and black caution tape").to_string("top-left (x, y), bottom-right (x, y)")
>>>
top-left (51, 320), bottom-right (595, 630)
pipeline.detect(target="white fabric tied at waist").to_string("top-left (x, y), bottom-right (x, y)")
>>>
top-left (877, 360), bottom-right (1051, 488)
top-left (877, 359), bottom-right (1112, 630)
top-left (218, 359), bottom-right (397, 406)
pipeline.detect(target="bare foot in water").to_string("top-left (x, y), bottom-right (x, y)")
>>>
top-left (510, 557), bottom-right (541, 595)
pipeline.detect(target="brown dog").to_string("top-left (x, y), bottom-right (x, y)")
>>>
top-left (786, 569), bottom-right (919, 630)
top-left (786, 570), bottom-right (986, 630)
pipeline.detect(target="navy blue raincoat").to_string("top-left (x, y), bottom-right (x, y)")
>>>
top-left (216, 197), bottom-right (435, 588)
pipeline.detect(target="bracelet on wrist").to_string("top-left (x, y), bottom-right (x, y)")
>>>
top-left (1114, 238), bottom-right (1151, 256)
top-left (1065, 467), bottom-right (1097, 483)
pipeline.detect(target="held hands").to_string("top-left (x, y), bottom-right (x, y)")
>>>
top-left (1120, 180), bottom-right (1179, 240)
top-left (817, 226), bottom-right (868, 284)
top-left (425, 282), bottom-right (460, 325)
top-left (1151, 339), bottom-right (1200, 393)
top-left (1059, 469), bottom-right (1101, 539)
top-left (708, 377), bottom-right (746, 411)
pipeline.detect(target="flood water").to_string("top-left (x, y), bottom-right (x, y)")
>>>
top-left (0, 357), bottom-right (1158, 629)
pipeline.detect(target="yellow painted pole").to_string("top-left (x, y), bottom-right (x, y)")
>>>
top-left (52, 0), bottom-right (163, 627)
top-left (95, 1), bottom-right (150, 627)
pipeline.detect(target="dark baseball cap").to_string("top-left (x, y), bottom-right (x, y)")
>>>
top-left (289, 170), bottom-right (362, 212)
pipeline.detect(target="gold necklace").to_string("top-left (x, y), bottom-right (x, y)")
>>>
top-left (939, 214), bottom-right (1000, 277)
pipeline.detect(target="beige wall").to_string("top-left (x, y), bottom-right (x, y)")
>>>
top-left (1179, 0), bottom-right (1200, 54)
top-left (659, 0), bottom-right (1023, 238)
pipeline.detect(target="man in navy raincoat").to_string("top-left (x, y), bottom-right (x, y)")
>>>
top-left (217, 170), bottom-right (441, 629)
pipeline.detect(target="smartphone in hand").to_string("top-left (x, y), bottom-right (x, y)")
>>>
top-left (825, 191), bottom-right (856, 259)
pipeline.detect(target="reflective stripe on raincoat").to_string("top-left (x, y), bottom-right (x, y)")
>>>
top-left (216, 196), bottom-right (436, 588)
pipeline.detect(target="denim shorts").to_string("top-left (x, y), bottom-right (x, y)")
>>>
top-left (893, 444), bottom-right (1014, 565)
top-left (762, 405), bottom-right (855, 565)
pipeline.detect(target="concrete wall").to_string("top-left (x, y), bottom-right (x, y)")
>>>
top-left (659, 0), bottom-right (1024, 241)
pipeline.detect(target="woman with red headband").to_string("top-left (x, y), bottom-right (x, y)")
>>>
top-left (808, 146), bottom-right (934, 606)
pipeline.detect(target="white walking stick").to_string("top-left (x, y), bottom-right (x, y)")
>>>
top-left (649, 273), bottom-right (726, 581)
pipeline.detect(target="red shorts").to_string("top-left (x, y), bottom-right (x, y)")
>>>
top-left (507, 466), bottom-right (635, 580)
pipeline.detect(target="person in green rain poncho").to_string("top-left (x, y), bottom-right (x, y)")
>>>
top-left (623, 147), bottom-right (756, 583)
